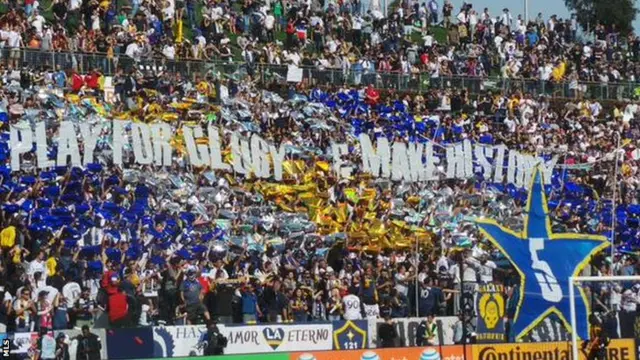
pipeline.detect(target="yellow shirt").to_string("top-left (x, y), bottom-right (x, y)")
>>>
top-left (12, 247), bottom-right (21, 264)
top-left (176, 19), bottom-right (183, 43)
top-left (0, 226), bottom-right (16, 248)
top-left (46, 257), bottom-right (57, 276)
top-left (613, 107), bottom-right (622, 118)
top-left (197, 81), bottom-right (209, 95)
top-left (552, 62), bottom-right (566, 82)
top-left (131, 273), bottom-right (140, 287)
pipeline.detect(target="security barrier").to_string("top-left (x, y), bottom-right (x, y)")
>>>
top-left (7, 47), bottom-right (640, 101)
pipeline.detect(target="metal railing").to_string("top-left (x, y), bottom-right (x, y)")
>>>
top-left (8, 48), bottom-right (640, 100)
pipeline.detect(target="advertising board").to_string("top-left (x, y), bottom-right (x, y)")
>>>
top-left (471, 338), bottom-right (636, 360)
top-left (153, 323), bottom-right (334, 357)
top-left (290, 345), bottom-right (468, 360)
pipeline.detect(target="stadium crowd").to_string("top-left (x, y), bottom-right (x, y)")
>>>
top-left (0, 0), bottom-right (637, 88)
top-left (0, 55), bottom-right (639, 338)
top-left (0, 0), bottom-right (637, 347)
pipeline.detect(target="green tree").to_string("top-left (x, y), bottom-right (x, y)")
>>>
top-left (565, 0), bottom-right (637, 35)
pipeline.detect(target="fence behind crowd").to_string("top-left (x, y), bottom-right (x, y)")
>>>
top-left (9, 48), bottom-right (640, 101)
top-left (1, 320), bottom-right (638, 359)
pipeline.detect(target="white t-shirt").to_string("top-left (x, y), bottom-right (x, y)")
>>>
top-left (6, 31), bottom-right (20, 48)
top-left (91, 13), bottom-right (100, 31)
top-left (287, 52), bottom-right (301, 66)
top-left (83, 279), bottom-right (100, 301)
top-left (449, 263), bottom-right (461, 285)
top-left (394, 273), bottom-right (409, 296)
top-left (352, 17), bottom-right (362, 30)
top-left (456, 12), bottom-right (467, 24)
top-left (479, 261), bottom-right (497, 283)
top-left (423, 34), bottom-right (434, 47)
top-left (209, 267), bottom-right (229, 281)
top-left (469, 13), bottom-right (478, 26)
top-left (34, 286), bottom-right (59, 304)
top-left (327, 40), bottom-right (339, 53)
top-left (504, 116), bottom-right (517, 132)
top-left (62, 282), bottom-right (82, 309)
top-left (622, 291), bottom-right (637, 312)
top-left (539, 64), bottom-right (553, 81)
top-left (40, 334), bottom-right (56, 360)
top-left (623, 103), bottom-right (638, 123)
top-left (342, 294), bottom-right (361, 320)
top-left (28, 260), bottom-right (46, 278)
top-left (125, 42), bottom-right (141, 60)
top-left (162, 45), bottom-right (175, 60)
top-left (547, 19), bottom-right (555, 32)
top-left (162, 0), bottom-right (175, 19)
top-left (265, 15), bottom-right (275, 30)
top-left (31, 15), bottom-right (45, 34)
top-left (139, 304), bottom-right (151, 326)
top-left (69, 0), bottom-right (80, 10)
top-left (463, 259), bottom-right (478, 283)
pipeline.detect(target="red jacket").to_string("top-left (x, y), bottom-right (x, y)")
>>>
top-left (107, 291), bottom-right (129, 322)
top-left (365, 87), bottom-right (380, 106)
top-left (198, 276), bottom-right (210, 294)
top-left (71, 73), bottom-right (84, 92)
top-left (85, 73), bottom-right (100, 89)
top-left (101, 270), bottom-right (118, 295)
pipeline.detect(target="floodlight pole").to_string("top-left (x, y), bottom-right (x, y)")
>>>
top-left (416, 236), bottom-right (420, 318)
top-left (610, 133), bottom-right (621, 263)
top-left (569, 276), bottom-right (578, 360)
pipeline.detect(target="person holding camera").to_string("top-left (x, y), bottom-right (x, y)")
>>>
top-left (202, 321), bottom-right (228, 356)
top-left (75, 325), bottom-right (102, 360)
top-left (378, 316), bottom-right (398, 348)
top-left (55, 333), bottom-right (70, 360)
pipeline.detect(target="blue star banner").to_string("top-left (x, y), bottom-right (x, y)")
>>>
top-left (476, 166), bottom-right (609, 341)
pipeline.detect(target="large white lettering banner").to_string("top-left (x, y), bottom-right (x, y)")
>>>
top-left (152, 323), bottom-right (333, 357)
top-left (9, 121), bottom-right (558, 187)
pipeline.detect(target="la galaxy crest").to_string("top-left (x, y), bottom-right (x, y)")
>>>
top-left (333, 321), bottom-right (367, 350)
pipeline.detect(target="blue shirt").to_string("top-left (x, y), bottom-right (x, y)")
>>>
top-left (242, 292), bottom-right (258, 315)
top-left (53, 307), bottom-right (68, 329)
top-left (180, 280), bottom-right (203, 306)
top-left (54, 71), bottom-right (66, 88)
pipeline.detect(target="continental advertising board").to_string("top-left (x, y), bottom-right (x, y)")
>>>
top-left (471, 338), bottom-right (636, 360)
